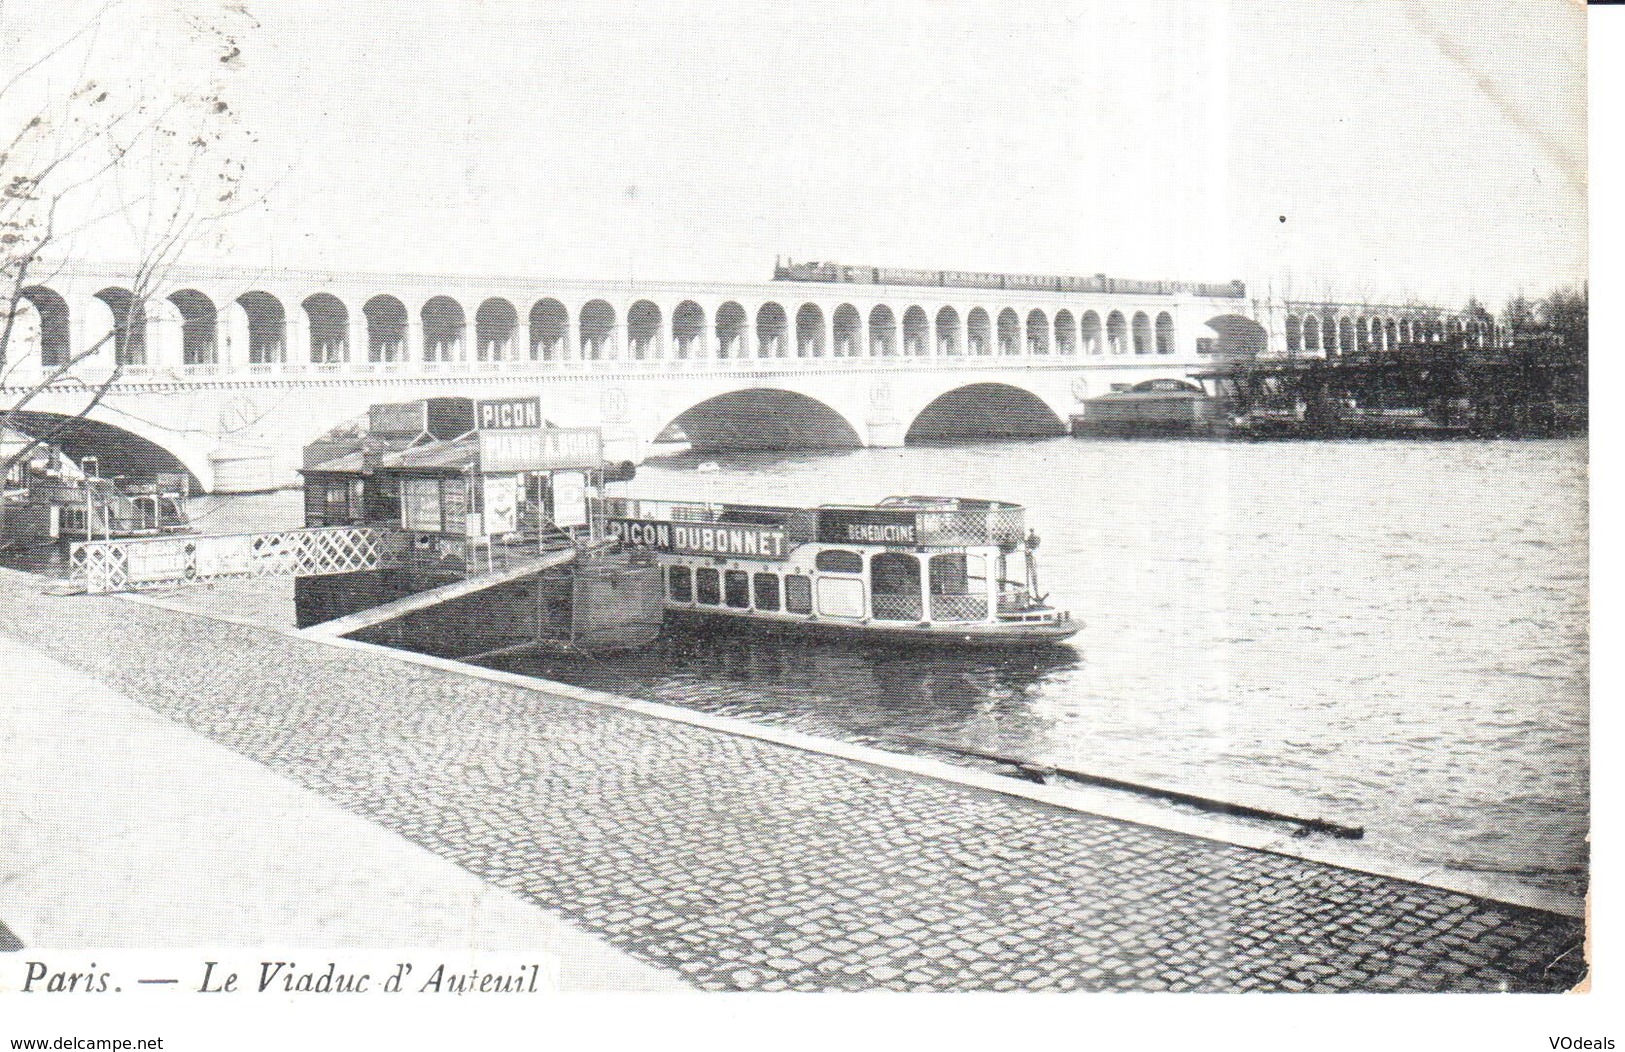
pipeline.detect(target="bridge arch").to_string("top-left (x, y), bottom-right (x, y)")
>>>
top-left (795, 303), bottom-right (825, 358)
top-left (627, 299), bottom-right (662, 360)
top-left (94, 287), bottom-right (147, 365)
top-left (5, 408), bottom-right (212, 492)
top-left (832, 304), bottom-right (861, 358)
top-left (580, 299), bottom-right (616, 360)
top-left (1054, 309), bottom-right (1076, 355)
top-left (1338, 317), bottom-right (1356, 355)
top-left (967, 308), bottom-right (991, 356)
top-left (1132, 311), bottom-right (1152, 355)
top-left (476, 297), bottom-right (518, 361)
top-left (1286, 314), bottom-right (1302, 354)
top-left (1080, 310), bottom-right (1101, 355)
top-left (869, 305), bottom-right (897, 357)
top-left (673, 300), bottom-right (705, 359)
top-left (169, 289), bottom-right (218, 365)
top-left (420, 295), bottom-right (465, 363)
top-left (660, 388), bottom-right (863, 452)
top-left (715, 301), bottom-right (745, 359)
top-left (1156, 311), bottom-right (1175, 355)
top-left (529, 298), bottom-right (568, 360)
top-left (935, 306), bottom-right (961, 356)
top-left (996, 308), bottom-right (1019, 356)
top-left (903, 305), bottom-right (929, 357)
top-left (18, 286), bottom-right (71, 366)
top-left (756, 301), bottom-right (787, 358)
top-left (1106, 310), bottom-right (1127, 354)
top-left (363, 294), bottom-right (408, 363)
top-left (905, 382), bottom-right (1067, 443)
top-left (234, 291), bottom-right (286, 364)
top-left (1026, 309), bottom-right (1050, 355)
top-left (303, 293), bottom-right (350, 364)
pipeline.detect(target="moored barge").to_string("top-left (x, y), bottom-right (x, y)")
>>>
top-left (606, 494), bottom-right (1078, 647)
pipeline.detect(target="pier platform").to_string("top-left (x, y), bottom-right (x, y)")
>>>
top-left (0, 567), bottom-right (1587, 992)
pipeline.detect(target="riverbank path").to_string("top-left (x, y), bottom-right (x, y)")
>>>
top-left (0, 568), bottom-right (1587, 992)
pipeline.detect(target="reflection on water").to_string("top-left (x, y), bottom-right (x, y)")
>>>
top-left (6, 436), bottom-right (1587, 905)
top-left (511, 437), bottom-right (1590, 905)
top-left (494, 626), bottom-right (1082, 750)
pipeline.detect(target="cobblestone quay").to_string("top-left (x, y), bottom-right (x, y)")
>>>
top-left (0, 571), bottom-right (1585, 992)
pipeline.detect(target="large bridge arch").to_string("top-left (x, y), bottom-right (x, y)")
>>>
top-left (656, 388), bottom-right (864, 453)
top-left (5, 408), bottom-right (212, 491)
top-left (904, 382), bottom-right (1067, 443)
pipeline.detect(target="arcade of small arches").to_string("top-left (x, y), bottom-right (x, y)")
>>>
top-left (7, 284), bottom-right (1199, 371)
top-left (1283, 310), bottom-right (1494, 357)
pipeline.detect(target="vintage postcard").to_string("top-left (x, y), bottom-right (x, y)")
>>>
top-left (0, 0), bottom-right (1599, 1047)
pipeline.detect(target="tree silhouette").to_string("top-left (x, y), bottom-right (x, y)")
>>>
top-left (0, 0), bottom-right (256, 520)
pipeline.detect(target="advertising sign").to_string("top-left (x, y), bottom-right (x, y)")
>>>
top-left (400, 478), bottom-right (443, 533)
top-left (816, 508), bottom-right (919, 546)
top-left (190, 535), bottom-right (255, 578)
top-left (482, 474), bottom-right (519, 536)
top-left (552, 471), bottom-right (587, 528)
top-left (123, 538), bottom-right (191, 584)
top-left (609, 518), bottom-right (790, 560)
top-left (368, 401), bottom-right (428, 438)
top-left (478, 428), bottom-right (603, 473)
top-left (476, 397), bottom-right (543, 431)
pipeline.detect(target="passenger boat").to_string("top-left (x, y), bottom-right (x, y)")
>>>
top-left (604, 494), bottom-right (1079, 647)
top-left (1070, 378), bottom-right (1219, 437)
top-left (2, 442), bottom-right (191, 546)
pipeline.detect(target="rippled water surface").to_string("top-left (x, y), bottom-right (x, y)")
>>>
top-left (9, 436), bottom-right (1585, 903)
top-left (498, 438), bottom-right (1589, 902)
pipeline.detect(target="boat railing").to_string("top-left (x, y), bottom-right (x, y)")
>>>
top-left (607, 497), bottom-right (1026, 549)
top-left (605, 497), bottom-right (819, 540)
top-left (912, 508), bottom-right (1026, 548)
top-left (871, 594), bottom-right (924, 621)
top-left (997, 589), bottom-right (1038, 615)
top-left (928, 593), bottom-right (989, 622)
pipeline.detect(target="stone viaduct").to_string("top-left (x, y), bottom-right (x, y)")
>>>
top-left (0, 261), bottom-right (1489, 492)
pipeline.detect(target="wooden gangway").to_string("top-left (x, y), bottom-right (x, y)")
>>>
top-left (299, 546), bottom-right (578, 639)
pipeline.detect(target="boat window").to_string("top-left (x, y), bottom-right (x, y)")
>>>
top-left (667, 565), bottom-right (692, 602)
top-left (314, 479), bottom-right (357, 524)
top-left (724, 570), bottom-right (751, 608)
top-left (695, 567), bottom-right (721, 605)
top-left (817, 576), bottom-right (866, 619)
top-left (784, 574), bottom-right (812, 614)
top-left (400, 477), bottom-right (443, 532)
top-left (928, 552), bottom-right (989, 621)
top-left (870, 551), bottom-right (922, 621)
top-left (815, 549), bottom-right (863, 574)
top-left (364, 477), bottom-right (400, 524)
top-left (753, 573), bottom-right (781, 611)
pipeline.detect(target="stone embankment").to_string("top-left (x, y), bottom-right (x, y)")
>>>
top-left (0, 569), bottom-right (1587, 992)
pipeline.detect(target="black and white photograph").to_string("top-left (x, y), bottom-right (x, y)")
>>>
top-left (0, 0), bottom-right (1603, 1046)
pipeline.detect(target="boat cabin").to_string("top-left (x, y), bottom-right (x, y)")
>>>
top-left (301, 397), bottom-right (618, 572)
top-left (2, 432), bottom-right (190, 543)
top-left (605, 494), bottom-right (1074, 643)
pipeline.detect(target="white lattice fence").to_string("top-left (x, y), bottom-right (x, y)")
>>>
top-left (71, 527), bottom-right (389, 594)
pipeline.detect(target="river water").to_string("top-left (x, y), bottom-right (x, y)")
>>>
top-left (11, 436), bottom-right (1587, 904)
top-left (496, 437), bottom-right (1590, 905)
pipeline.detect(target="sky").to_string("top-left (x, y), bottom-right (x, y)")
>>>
top-left (24, 0), bottom-right (1589, 310)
